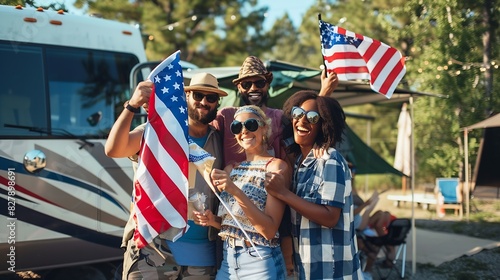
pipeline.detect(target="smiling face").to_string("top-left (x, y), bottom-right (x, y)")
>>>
top-left (186, 91), bottom-right (218, 125)
top-left (293, 99), bottom-right (321, 152)
top-left (237, 76), bottom-right (269, 107)
top-left (233, 112), bottom-right (266, 152)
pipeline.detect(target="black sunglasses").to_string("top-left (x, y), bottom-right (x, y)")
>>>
top-left (192, 91), bottom-right (219, 103)
top-left (291, 106), bottom-right (320, 124)
top-left (240, 79), bottom-right (267, 90)
top-left (230, 118), bottom-right (265, 134)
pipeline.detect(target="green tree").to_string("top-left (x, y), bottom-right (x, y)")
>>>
top-left (72, 0), bottom-right (271, 65)
top-left (265, 0), bottom-right (498, 185)
top-left (262, 14), bottom-right (304, 63)
top-left (381, 0), bottom-right (499, 182)
top-left (4, 0), bottom-right (69, 10)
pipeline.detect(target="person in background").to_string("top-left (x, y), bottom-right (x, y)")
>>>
top-left (197, 105), bottom-right (290, 279)
top-left (265, 90), bottom-right (363, 280)
top-left (105, 73), bottom-right (226, 279)
top-left (349, 162), bottom-right (380, 231)
top-left (211, 56), bottom-right (339, 275)
top-left (348, 160), bottom-right (393, 279)
top-left (357, 209), bottom-right (398, 273)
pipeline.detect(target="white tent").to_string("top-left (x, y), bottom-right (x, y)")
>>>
top-left (462, 113), bottom-right (500, 221)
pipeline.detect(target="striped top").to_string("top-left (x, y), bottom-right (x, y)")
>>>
top-left (218, 159), bottom-right (279, 247)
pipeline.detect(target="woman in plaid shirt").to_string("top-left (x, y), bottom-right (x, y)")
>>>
top-left (266, 90), bottom-right (363, 280)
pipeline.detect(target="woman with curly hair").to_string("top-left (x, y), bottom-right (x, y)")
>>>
top-left (266, 90), bottom-right (363, 280)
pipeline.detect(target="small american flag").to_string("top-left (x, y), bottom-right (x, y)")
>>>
top-left (133, 50), bottom-right (189, 248)
top-left (319, 19), bottom-right (406, 98)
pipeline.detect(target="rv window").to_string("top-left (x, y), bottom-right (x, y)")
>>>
top-left (46, 47), bottom-right (139, 137)
top-left (0, 41), bottom-right (139, 137)
top-left (0, 43), bottom-right (47, 136)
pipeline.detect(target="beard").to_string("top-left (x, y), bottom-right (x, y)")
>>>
top-left (188, 104), bottom-right (217, 125)
top-left (239, 90), bottom-right (269, 107)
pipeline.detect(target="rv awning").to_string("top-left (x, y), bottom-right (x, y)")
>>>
top-left (184, 60), bottom-right (442, 108)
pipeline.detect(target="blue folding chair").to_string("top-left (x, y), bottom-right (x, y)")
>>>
top-left (436, 178), bottom-right (463, 219)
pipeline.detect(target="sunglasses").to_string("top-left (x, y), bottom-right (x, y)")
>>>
top-left (291, 106), bottom-right (320, 124)
top-left (230, 118), bottom-right (265, 134)
top-left (192, 91), bottom-right (219, 103)
top-left (240, 79), bottom-right (267, 90)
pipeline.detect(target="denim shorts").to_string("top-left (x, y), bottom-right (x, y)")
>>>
top-left (216, 239), bottom-right (286, 280)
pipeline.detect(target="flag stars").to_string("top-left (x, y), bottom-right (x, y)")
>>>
top-left (154, 75), bottom-right (161, 83)
top-left (168, 63), bottom-right (174, 70)
top-left (171, 95), bottom-right (178, 102)
top-left (161, 87), bottom-right (169, 94)
top-left (179, 106), bottom-right (186, 114)
top-left (173, 82), bottom-right (181, 90)
top-left (164, 74), bottom-right (172, 82)
top-left (175, 70), bottom-right (182, 77)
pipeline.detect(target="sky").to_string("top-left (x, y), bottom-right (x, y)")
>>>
top-left (258, 0), bottom-right (316, 30)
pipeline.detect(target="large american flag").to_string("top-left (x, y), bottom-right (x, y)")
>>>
top-left (133, 50), bottom-right (189, 248)
top-left (319, 19), bottom-right (406, 98)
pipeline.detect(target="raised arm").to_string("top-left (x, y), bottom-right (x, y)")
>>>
top-left (318, 69), bottom-right (339, 97)
top-left (105, 81), bottom-right (153, 158)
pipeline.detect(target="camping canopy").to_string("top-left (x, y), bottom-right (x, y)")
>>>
top-left (339, 125), bottom-right (404, 176)
top-left (182, 60), bottom-right (438, 176)
top-left (183, 60), bottom-right (439, 108)
top-left (461, 113), bottom-right (500, 222)
top-left (463, 113), bottom-right (500, 199)
top-left (466, 113), bottom-right (500, 130)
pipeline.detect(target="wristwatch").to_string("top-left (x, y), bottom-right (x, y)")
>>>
top-left (124, 100), bottom-right (140, 113)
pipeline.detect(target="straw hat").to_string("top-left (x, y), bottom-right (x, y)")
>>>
top-left (185, 73), bottom-right (228, 96)
top-left (232, 56), bottom-right (273, 85)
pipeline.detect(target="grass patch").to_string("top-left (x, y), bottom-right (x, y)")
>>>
top-left (460, 258), bottom-right (489, 271)
top-left (452, 271), bottom-right (481, 280)
top-left (416, 263), bottom-right (445, 275)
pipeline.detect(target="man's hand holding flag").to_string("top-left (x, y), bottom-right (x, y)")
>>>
top-left (132, 51), bottom-right (263, 255)
top-left (133, 50), bottom-right (189, 249)
top-left (319, 19), bottom-right (406, 98)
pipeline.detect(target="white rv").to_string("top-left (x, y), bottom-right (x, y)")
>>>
top-left (0, 4), bottom-right (148, 279)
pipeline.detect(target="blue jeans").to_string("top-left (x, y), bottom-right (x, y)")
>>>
top-left (216, 240), bottom-right (286, 280)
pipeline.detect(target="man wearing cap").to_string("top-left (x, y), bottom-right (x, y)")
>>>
top-left (211, 56), bottom-right (338, 276)
top-left (105, 72), bottom-right (227, 279)
top-left (212, 56), bottom-right (338, 167)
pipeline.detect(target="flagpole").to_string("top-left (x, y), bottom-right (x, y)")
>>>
top-left (410, 95), bottom-right (417, 275)
top-left (188, 145), bottom-right (264, 259)
top-left (211, 188), bottom-right (264, 259)
top-left (318, 14), bottom-right (328, 77)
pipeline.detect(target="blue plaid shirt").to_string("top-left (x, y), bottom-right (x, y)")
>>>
top-left (291, 148), bottom-right (362, 280)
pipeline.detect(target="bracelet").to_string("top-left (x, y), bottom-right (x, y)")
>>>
top-left (124, 101), bottom-right (140, 113)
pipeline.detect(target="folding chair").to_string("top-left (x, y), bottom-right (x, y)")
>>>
top-left (363, 218), bottom-right (412, 279)
top-left (436, 178), bottom-right (463, 219)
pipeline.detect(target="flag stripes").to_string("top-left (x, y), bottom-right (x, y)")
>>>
top-left (319, 20), bottom-right (406, 98)
top-left (133, 50), bottom-right (189, 248)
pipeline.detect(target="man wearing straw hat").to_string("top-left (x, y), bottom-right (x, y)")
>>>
top-left (105, 72), bottom-right (227, 279)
